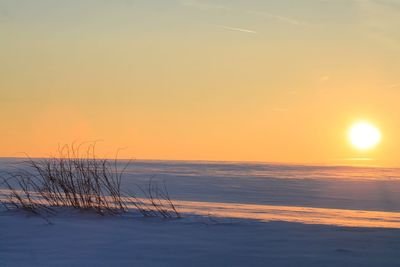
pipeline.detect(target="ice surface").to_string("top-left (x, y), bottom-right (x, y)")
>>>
top-left (1, 159), bottom-right (400, 266)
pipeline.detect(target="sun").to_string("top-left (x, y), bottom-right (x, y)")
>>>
top-left (349, 122), bottom-right (381, 150)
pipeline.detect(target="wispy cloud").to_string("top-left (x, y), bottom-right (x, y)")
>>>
top-left (218, 25), bottom-right (257, 34)
top-left (179, 1), bottom-right (310, 27)
top-left (246, 10), bottom-right (312, 27)
top-left (352, 0), bottom-right (400, 51)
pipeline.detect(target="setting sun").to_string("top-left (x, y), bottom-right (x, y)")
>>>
top-left (349, 122), bottom-right (381, 151)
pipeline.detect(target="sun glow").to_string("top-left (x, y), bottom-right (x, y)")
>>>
top-left (349, 122), bottom-right (381, 151)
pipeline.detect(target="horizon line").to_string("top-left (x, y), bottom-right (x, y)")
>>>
top-left (0, 156), bottom-right (397, 169)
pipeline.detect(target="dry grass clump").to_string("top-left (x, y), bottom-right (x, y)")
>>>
top-left (0, 143), bottom-right (180, 219)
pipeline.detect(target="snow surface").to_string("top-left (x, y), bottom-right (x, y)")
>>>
top-left (2, 210), bottom-right (400, 267)
top-left (2, 159), bottom-right (400, 266)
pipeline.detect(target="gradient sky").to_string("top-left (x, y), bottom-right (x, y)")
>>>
top-left (1, 0), bottom-right (400, 165)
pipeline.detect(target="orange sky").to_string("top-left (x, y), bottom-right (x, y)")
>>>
top-left (1, 1), bottom-right (400, 166)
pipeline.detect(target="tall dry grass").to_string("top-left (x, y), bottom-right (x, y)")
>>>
top-left (0, 143), bottom-right (180, 219)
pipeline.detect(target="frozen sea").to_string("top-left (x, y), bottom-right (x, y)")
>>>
top-left (114, 159), bottom-right (400, 212)
top-left (2, 159), bottom-right (400, 266)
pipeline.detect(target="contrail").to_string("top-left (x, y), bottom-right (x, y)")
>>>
top-left (219, 25), bottom-right (257, 34)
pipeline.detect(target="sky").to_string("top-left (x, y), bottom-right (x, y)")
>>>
top-left (1, 0), bottom-right (400, 165)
